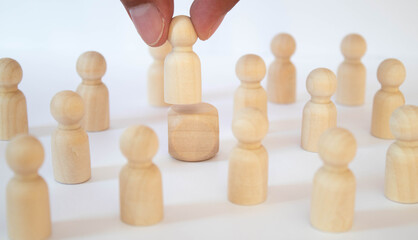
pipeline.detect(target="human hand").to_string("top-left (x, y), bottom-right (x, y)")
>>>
top-left (121, 0), bottom-right (239, 47)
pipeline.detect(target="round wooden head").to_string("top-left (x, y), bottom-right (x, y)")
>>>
top-left (390, 105), bottom-right (418, 141)
top-left (306, 68), bottom-right (336, 98)
top-left (6, 134), bottom-right (44, 175)
top-left (0, 58), bottom-right (23, 89)
top-left (270, 33), bottom-right (296, 58)
top-left (232, 108), bottom-right (268, 144)
top-left (318, 128), bottom-right (357, 168)
top-left (50, 90), bottom-right (85, 126)
top-left (76, 51), bottom-right (107, 81)
top-left (341, 33), bottom-right (367, 59)
top-left (168, 15), bottom-right (197, 47)
top-left (120, 125), bottom-right (159, 164)
top-left (236, 54), bottom-right (266, 84)
top-left (377, 58), bottom-right (406, 88)
top-left (149, 41), bottom-right (172, 60)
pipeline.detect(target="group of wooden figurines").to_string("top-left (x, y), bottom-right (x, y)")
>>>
top-left (1, 15), bottom-right (418, 239)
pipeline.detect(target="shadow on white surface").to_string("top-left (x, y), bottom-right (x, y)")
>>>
top-left (110, 112), bottom-right (167, 130)
top-left (268, 118), bottom-right (301, 133)
top-left (88, 165), bottom-right (123, 183)
top-left (163, 201), bottom-right (233, 224)
top-left (267, 182), bottom-right (311, 204)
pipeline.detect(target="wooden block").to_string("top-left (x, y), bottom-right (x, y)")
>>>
top-left (267, 33), bottom-right (297, 104)
top-left (50, 90), bottom-right (91, 184)
top-left (0, 58), bottom-right (28, 140)
top-left (119, 125), bottom-right (163, 226)
top-left (311, 127), bottom-right (357, 232)
top-left (234, 54), bottom-right (268, 120)
top-left (371, 58), bottom-right (406, 139)
top-left (164, 15), bottom-right (201, 104)
top-left (228, 107), bottom-right (269, 205)
top-left (385, 105), bottom-right (418, 203)
top-left (168, 102), bottom-right (219, 162)
top-left (148, 41), bottom-right (172, 107)
top-left (76, 51), bottom-right (110, 132)
top-left (301, 68), bottom-right (337, 152)
top-left (336, 33), bottom-right (367, 106)
top-left (6, 134), bottom-right (51, 240)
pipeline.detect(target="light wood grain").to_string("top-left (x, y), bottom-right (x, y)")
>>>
top-left (301, 68), bottom-right (337, 152)
top-left (119, 125), bottom-right (163, 226)
top-left (311, 127), bottom-right (357, 232)
top-left (267, 33), bottom-right (297, 104)
top-left (336, 33), bottom-right (367, 106)
top-left (6, 134), bottom-right (51, 240)
top-left (0, 58), bottom-right (28, 140)
top-left (385, 105), bottom-right (418, 203)
top-left (148, 41), bottom-right (172, 107)
top-left (50, 90), bottom-right (91, 184)
top-left (371, 58), bottom-right (406, 139)
top-left (76, 51), bottom-right (110, 132)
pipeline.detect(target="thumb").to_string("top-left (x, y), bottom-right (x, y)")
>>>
top-left (121, 0), bottom-right (174, 47)
top-left (190, 0), bottom-right (239, 40)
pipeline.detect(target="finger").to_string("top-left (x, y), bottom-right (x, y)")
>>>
top-left (190, 0), bottom-right (239, 40)
top-left (121, 0), bottom-right (174, 46)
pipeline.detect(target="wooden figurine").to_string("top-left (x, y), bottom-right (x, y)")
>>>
top-left (267, 33), bottom-right (297, 104)
top-left (371, 58), bottom-right (406, 139)
top-left (0, 58), bottom-right (28, 140)
top-left (385, 105), bottom-right (418, 203)
top-left (228, 107), bottom-right (269, 205)
top-left (148, 41), bottom-right (172, 107)
top-left (234, 54), bottom-right (268, 120)
top-left (76, 51), bottom-right (110, 132)
top-left (336, 33), bottom-right (367, 106)
top-left (311, 127), bottom-right (357, 232)
top-left (50, 90), bottom-right (91, 184)
top-left (164, 15), bottom-right (201, 104)
top-left (301, 68), bottom-right (337, 152)
top-left (119, 125), bottom-right (163, 226)
top-left (6, 134), bottom-right (51, 240)
top-left (168, 102), bottom-right (219, 162)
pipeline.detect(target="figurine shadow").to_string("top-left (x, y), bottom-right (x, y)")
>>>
top-left (87, 164), bottom-right (123, 183)
top-left (266, 182), bottom-right (312, 205)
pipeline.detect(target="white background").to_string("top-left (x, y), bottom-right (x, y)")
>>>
top-left (1, 0), bottom-right (418, 239)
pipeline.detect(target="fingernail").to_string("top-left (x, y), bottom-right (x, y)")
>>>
top-left (129, 3), bottom-right (165, 46)
top-left (206, 14), bottom-right (225, 40)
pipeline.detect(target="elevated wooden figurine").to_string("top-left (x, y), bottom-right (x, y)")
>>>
top-left (336, 33), bottom-right (367, 106)
top-left (385, 105), bottom-right (418, 203)
top-left (371, 58), bottom-right (406, 139)
top-left (76, 51), bottom-right (110, 132)
top-left (311, 127), bottom-right (357, 232)
top-left (6, 134), bottom-right (51, 240)
top-left (165, 15), bottom-right (219, 162)
top-left (148, 41), bottom-right (172, 107)
top-left (267, 33), bottom-right (297, 104)
top-left (164, 15), bottom-right (201, 104)
top-left (50, 90), bottom-right (91, 184)
top-left (301, 68), bottom-right (337, 152)
top-left (234, 54), bottom-right (268, 120)
top-left (228, 107), bottom-right (269, 205)
top-left (119, 125), bottom-right (163, 226)
top-left (0, 58), bottom-right (28, 140)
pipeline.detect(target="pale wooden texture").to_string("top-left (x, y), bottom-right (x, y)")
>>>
top-left (168, 102), bottom-right (219, 162)
top-left (6, 134), bottom-right (51, 240)
top-left (0, 58), bottom-right (28, 140)
top-left (336, 33), bottom-right (367, 106)
top-left (371, 58), bottom-right (406, 139)
top-left (228, 108), bottom-right (269, 205)
top-left (311, 128), bottom-right (357, 232)
top-left (164, 15), bottom-right (201, 104)
top-left (50, 90), bottom-right (91, 184)
top-left (76, 51), bottom-right (110, 132)
top-left (385, 105), bottom-right (418, 203)
top-left (301, 68), bottom-right (337, 152)
top-left (148, 41), bottom-right (172, 107)
top-left (119, 125), bottom-right (163, 226)
top-left (267, 33), bottom-right (297, 104)
top-left (234, 54), bottom-right (268, 120)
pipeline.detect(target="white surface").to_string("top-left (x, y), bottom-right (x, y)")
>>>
top-left (1, 0), bottom-right (418, 239)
